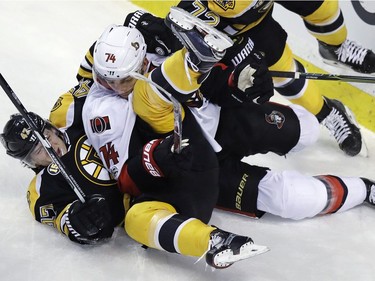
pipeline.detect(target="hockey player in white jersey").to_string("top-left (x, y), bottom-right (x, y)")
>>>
top-left (81, 7), bottom-right (375, 267)
top-left (83, 8), bottom-right (269, 269)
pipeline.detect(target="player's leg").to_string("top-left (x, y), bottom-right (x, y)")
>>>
top-left (125, 200), bottom-right (269, 269)
top-left (216, 102), bottom-right (319, 157)
top-left (216, 156), bottom-right (375, 220)
top-left (243, 14), bottom-right (363, 156)
top-left (165, 6), bottom-right (233, 74)
top-left (278, 0), bottom-right (375, 74)
top-left (258, 170), bottom-right (375, 220)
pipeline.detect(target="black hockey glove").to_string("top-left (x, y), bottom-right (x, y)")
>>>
top-left (66, 195), bottom-right (114, 245)
top-left (229, 50), bottom-right (274, 104)
top-left (124, 10), bottom-right (182, 56)
top-left (142, 136), bottom-right (193, 178)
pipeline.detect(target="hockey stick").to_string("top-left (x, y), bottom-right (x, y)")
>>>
top-left (270, 70), bottom-right (375, 83)
top-left (0, 73), bottom-right (86, 203)
top-left (129, 72), bottom-right (183, 154)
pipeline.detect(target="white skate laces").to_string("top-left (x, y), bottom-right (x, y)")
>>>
top-left (323, 105), bottom-right (352, 145)
top-left (335, 39), bottom-right (368, 66)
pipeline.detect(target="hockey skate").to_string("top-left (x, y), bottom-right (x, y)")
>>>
top-left (165, 6), bottom-right (233, 73)
top-left (205, 229), bottom-right (269, 269)
top-left (322, 97), bottom-right (362, 156)
top-left (362, 178), bottom-right (375, 205)
top-left (319, 39), bottom-right (375, 74)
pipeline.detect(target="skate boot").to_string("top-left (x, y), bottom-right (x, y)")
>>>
top-left (165, 6), bottom-right (233, 73)
top-left (318, 39), bottom-right (375, 74)
top-left (322, 97), bottom-right (362, 156)
top-left (361, 178), bottom-right (375, 205)
top-left (205, 228), bottom-right (269, 269)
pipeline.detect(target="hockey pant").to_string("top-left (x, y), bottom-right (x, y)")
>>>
top-left (217, 157), bottom-right (368, 220)
top-left (215, 101), bottom-right (319, 158)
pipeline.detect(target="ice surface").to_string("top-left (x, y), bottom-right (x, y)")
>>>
top-left (0, 2), bottom-right (374, 281)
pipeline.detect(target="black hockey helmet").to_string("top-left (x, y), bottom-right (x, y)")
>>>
top-left (0, 112), bottom-right (46, 161)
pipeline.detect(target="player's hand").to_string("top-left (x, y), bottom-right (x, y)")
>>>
top-left (230, 50), bottom-right (274, 104)
top-left (142, 136), bottom-right (193, 178)
top-left (124, 10), bottom-right (182, 56)
top-left (66, 195), bottom-right (114, 244)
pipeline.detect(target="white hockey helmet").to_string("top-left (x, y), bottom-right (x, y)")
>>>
top-left (93, 24), bottom-right (147, 81)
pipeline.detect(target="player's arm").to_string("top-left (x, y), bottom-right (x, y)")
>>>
top-left (49, 80), bottom-right (93, 130)
top-left (27, 173), bottom-right (114, 245)
top-left (118, 136), bottom-right (192, 194)
top-left (132, 48), bottom-right (202, 134)
top-left (202, 45), bottom-right (274, 106)
top-left (76, 42), bottom-right (96, 82)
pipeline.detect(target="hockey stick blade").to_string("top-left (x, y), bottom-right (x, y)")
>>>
top-left (0, 73), bottom-right (86, 203)
top-left (270, 71), bottom-right (375, 83)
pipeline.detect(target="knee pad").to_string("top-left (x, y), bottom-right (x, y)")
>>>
top-left (258, 170), bottom-right (328, 219)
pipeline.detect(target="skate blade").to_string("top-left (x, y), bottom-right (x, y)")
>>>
top-left (169, 6), bottom-right (233, 52)
top-left (214, 243), bottom-right (269, 268)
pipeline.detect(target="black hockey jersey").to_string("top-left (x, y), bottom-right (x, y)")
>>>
top-left (27, 80), bottom-right (126, 240)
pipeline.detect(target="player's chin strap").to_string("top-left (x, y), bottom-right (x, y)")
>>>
top-left (0, 73), bottom-right (87, 203)
top-left (129, 71), bottom-right (182, 154)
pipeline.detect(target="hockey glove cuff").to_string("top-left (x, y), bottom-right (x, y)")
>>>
top-left (142, 136), bottom-right (192, 178)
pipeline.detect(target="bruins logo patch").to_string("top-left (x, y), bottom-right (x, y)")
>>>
top-left (75, 135), bottom-right (116, 186)
top-left (213, 0), bottom-right (235, 11)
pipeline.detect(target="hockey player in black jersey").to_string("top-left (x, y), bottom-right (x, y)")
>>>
top-left (128, 0), bottom-right (370, 157)
top-left (0, 90), bottom-right (125, 245)
top-left (75, 8), bottom-right (375, 222)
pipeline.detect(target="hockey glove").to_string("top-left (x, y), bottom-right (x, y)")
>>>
top-left (66, 194), bottom-right (114, 245)
top-left (124, 10), bottom-right (182, 56)
top-left (229, 50), bottom-right (274, 104)
top-left (142, 136), bottom-right (192, 178)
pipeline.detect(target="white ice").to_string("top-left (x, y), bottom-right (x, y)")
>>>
top-left (0, 1), bottom-right (374, 281)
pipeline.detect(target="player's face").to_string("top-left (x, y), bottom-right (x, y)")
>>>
top-left (28, 128), bottom-right (67, 167)
top-left (106, 76), bottom-right (137, 99)
top-left (98, 57), bottom-right (148, 99)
